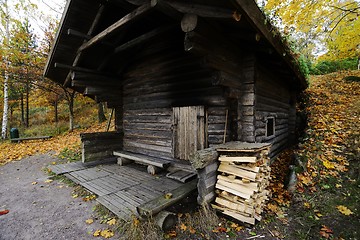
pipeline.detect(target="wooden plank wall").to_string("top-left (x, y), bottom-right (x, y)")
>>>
top-left (121, 33), bottom-right (229, 160)
top-left (254, 65), bottom-right (294, 158)
top-left (80, 132), bottom-right (123, 162)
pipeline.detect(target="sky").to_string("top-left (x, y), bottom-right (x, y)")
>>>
top-left (0, 0), bottom-right (66, 40)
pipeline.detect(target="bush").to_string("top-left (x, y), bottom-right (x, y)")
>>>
top-left (312, 58), bottom-right (358, 75)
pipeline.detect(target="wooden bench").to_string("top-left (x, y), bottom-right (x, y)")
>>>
top-left (113, 151), bottom-right (172, 175)
top-left (11, 136), bottom-right (52, 143)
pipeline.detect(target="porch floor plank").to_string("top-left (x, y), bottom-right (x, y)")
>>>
top-left (51, 161), bottom-right (196, 220)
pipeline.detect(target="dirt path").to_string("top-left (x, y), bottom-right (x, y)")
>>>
top-left (0, 154), bottom-right (113, 240)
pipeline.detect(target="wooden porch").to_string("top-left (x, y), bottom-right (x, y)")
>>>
top-left (49, 159), bottom-right (197, 221)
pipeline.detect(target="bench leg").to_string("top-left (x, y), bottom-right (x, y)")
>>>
top-left (117, 157), bottom-right (133, 166)
top-left (147, 165), bottom-right (162, 175)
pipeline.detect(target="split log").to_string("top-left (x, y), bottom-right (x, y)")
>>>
top-left (218, 155), bottom-right (257, 163)
top-left (218, 163), bottom-right (258, 181)
top-left (189, 148), bottom-right (218, 170)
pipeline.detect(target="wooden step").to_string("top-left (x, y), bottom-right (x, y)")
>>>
top-left (113, 151), bottom-right (171, 168)
top-left (137, 179), bottom-right (197, 217)
top-left (166, 170), bottom-right (197, 183)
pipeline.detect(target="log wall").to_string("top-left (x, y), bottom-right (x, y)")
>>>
top-left (254, 65), bottom-right (295, 158)
top-left (121, 32), bottom-right (229, 160)
top-left (80, 132), bottom-right (122, 162)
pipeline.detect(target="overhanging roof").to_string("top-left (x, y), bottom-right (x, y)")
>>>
top-left (44, 0), bottom-right (307, 103)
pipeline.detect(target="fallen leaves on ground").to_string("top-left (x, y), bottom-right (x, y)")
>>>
top-left (296, 71), bottom-right (359, 188)
top-left (107, 218), bottom-right (116, 226)
top-left (0, 122), bottom-right (108, 166)
top-left (336, 205), bottom-right (353, 215)
top-left (85, 219), bottom-right (94, 224)
top-left (320, 225), bottom-right (333, 239)
top-left (93, 229), bottom-right (114, 238)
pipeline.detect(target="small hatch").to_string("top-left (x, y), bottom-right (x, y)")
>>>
top-left (266, 117), bottom-right (275, 137)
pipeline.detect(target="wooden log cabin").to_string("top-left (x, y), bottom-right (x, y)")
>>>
top-left (44, 0), bottom-right (307, 167)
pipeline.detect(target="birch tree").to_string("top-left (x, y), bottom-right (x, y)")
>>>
top-left (1, 0), bottom-right (10, 139)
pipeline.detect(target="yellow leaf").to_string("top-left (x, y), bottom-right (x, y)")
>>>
top-left (31, 181), bottom-right (37, 185)
top-left (100, 229), bottom-right (114, 238)
top-left (304, 202), bottom-right (311, 209)
top-left (93, 230), bottom-right (101, 237)
top-left (86, 219), bottom-right (94, 224)
top-left (189, 226), bottom-right (196, 234)
top-left (335, 184), bottom-right (342, 188)
top-left (44, 179), bottom-right (53, 183)
top-left (107, 218), bottom-right (116, 226)
top-left (323, 160), bottom-right (335, 169)
top-left (133, 217), bottom-right (140, 227)
top-left (336, 205), bottom-right (353, 215)
top-left (164, 193), bottom-right (173, 199)
top-left (52, 162), bottom-right (56, 165)
top-left (180, 223), bottom-right (187, 231)
top-left (72, 194), bottom-right (78, 198)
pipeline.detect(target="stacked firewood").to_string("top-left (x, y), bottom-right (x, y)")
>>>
top-left (212, 148), bottom-right (271, 225)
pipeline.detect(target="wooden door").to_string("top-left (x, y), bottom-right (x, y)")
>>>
top-left (172, 106), bottom-right (207, 160)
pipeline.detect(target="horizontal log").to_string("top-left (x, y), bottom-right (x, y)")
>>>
top-left (137, 178), bottom-right (197, 216)
top-left (83, 86), bottom-right (121, 95)
top-left (168, 0), bottom-right (233, 18)
top-left (123, 141), bottom-right (172, 154)
top-left (123, 145), bottom-right (174, 160)
top-left (82, 151), bottom-right (114, 163)
top-left (71, 71), bottom-right (120, 83)
top-left (124, 108), bottom-right (172, 116)
top-left (124, 115), bottom-right (171, 124)
top-left (123, 137), bottom-right (171, 148)
top-left (124, 122), bottom-right (172, 131)
top-left (188, 148), bottom-right (218, 170)
top-left (54, 63), bottom-right (103, 75)
top-left (212, 71), bottom-right (242, 89)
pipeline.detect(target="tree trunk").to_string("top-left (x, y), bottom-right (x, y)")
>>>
top-left (54, 97), bottom-right (58, 124)
top-left (68, 90), bottom-right (76, 131)
top-left (1, 0), bottom-right (10, 139)
top-left (98, 102), bottom-right (107, 123)
top-left (21, 93), bottom-right (25, 126)
top-left (25, 78), bottom-right (29, 128)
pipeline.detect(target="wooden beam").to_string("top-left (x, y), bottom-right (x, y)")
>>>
top-left (67, 28), bottom-right (114, 47)
top-left (67, 28), bottom-right (91, 40)
top-left (54, 63), bottom-right (104, 75)
top-left (113, 24), bottom-right (175, 54)
top-left (151, 0), bottom-right (182, 20)
top-left (71, 71), bottom-right (119, 83)
top-left (181, 13), bottom-right (198, 32)
top-left (166, 0), bottom-right (234, 18)
top-left (137, 179), bottom-right (198, 217)
top-left (84, 86), bottom-right (121, 96)
top-left (63, 4), bottom-right (106, 87)
top-left (78, 3), bottom-right (153, 53)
